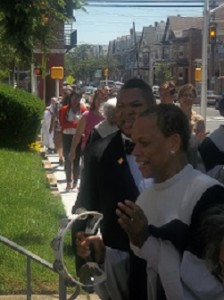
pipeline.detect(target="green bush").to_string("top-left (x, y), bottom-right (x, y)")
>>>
top-left (0, 83), bottom-right (45, 150)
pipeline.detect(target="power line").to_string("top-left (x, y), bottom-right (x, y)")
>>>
top-left (88, 0), bottom-right (203, 2)
top-left (77, 8), bottom-right (202, 15)
top-left (75, 1), bottom-right (204, 44)
top-left (87, 0), bottom-right (204, 7)
top-left (88, 4), bottom-right (204, 7)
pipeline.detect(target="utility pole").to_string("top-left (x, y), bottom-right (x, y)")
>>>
top-left (201, 0), bottom-right (209, 123)
top-left (201, 0), bottom-right (224, 124)
top-left (133, 22), bottom-right (140, 78)
top-left (31, 63), bottom-right (37, 96)
top-left (209, 0), bottom-right (217, 90)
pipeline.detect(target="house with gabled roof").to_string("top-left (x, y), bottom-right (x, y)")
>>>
top-left (138, 21), bottom-right (165, 84)
top-left (162, 16), bottom-right (203, 86)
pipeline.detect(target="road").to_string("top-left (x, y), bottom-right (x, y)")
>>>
top-left (193, 105), bottom-right (224, 133)
top-left (155, 100), bottom-right (224, 133)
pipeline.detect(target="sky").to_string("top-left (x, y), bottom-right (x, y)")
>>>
top-left (73, 2), bottom-right (204, 45)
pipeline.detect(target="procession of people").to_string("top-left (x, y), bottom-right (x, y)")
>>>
top-left (42, 78), bottom-right (224, 300)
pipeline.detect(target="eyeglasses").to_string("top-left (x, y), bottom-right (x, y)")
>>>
top-left (182, 94), bottom-right (195, 98)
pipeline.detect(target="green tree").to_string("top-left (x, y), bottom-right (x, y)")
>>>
top-left (0, 42), bottom-right (17, 81)
top-left (65, 44), bottom-right (118, 83)
top-left (0, 0), bottom-right (87, 63)
top-left (69, 0), bottom-right (87, 17)
top-left (0, 0), bottom-right (87, 86)
top-left (155, 62), bottom-right (173, 85)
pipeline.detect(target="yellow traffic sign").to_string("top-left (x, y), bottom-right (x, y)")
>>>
top-left (195, 67), bottom-right (201, 81)
top-left (104, 68), bottom-right (109, 77)
top-left (66, 75), bottom-right (75, 84)
top-left (51, 66), bottom-right (64, 80)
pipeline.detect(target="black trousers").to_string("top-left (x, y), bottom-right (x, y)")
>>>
top-left (62, 133), bottom-right (81, 184)
top-left (129, 251), bottom-right (148, 300)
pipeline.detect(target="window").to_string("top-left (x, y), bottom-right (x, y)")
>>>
top-left (178, 46), bottom-right (184, 58)
top-left (178, 67), bottom-right (184, 80)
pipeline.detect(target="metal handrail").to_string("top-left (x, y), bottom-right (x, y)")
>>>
top-left (0, 235), bottom-right (68, 300)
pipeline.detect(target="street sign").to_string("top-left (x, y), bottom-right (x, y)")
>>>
top-left (94, 69), bottom-right (102, 78)
top-left (66, 75), bottom-right (75, 84)
top-left (50, 66), bottom-right (64, 80)
top-left (104, 68), bottom-right (109, 77)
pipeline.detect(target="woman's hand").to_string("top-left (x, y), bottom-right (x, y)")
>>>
top-left (116, 200), bottom-right (149, 248)
top-left (69, 151), bottom-right (76, 161)
top-left (75, 232), bottom-right (106, 264)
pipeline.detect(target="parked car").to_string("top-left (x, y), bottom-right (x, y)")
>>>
top-left (98, 80), bottom-right (124, 93)
top-left (114, 81), bottom-right (124, 90)
top-left (195, 90), bottom-right (222, 106)
top-left (83, 86), bottom-right (97, 102)
top-left (84, 85), bottom-right (97, 94)
top-left (215, 93), bottom-right (224, 110)
top-left (99, 80), bottom-right (116, 89)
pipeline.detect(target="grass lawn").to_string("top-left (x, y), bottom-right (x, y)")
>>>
top-left (0, 148), bottom-right (68, 294)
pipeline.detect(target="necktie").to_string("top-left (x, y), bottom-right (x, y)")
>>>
top-left (124, 140), bottom-right (135, 155)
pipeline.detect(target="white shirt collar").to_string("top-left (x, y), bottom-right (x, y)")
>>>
top-left (121, 133), bottom-right (133, 143)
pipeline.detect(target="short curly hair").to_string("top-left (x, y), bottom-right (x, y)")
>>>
top-left (119, 77), bottom-right (155, 107)
top-left (139, 104), bottom-right (191, 152)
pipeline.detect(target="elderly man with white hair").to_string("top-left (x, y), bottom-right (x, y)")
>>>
top-left (87, 97), bottom-right (118, 146)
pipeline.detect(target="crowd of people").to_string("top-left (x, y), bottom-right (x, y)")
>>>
top-left (42, 84), bottom-right (118, 191)
top-left (43, 78), bottom-right (224, 299)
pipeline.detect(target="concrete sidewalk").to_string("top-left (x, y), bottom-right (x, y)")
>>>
top-left (46, 152), bottom-right (79, 218)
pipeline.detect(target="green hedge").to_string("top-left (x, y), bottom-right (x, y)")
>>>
top-left (0, 83), bottom-right (45, 150)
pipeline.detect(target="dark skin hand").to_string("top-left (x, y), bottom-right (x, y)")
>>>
top-left (116, 200), bottom-right (150, 248)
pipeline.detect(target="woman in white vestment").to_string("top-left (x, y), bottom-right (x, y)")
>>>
top-left (116, 104), bottom-right (224, 300)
